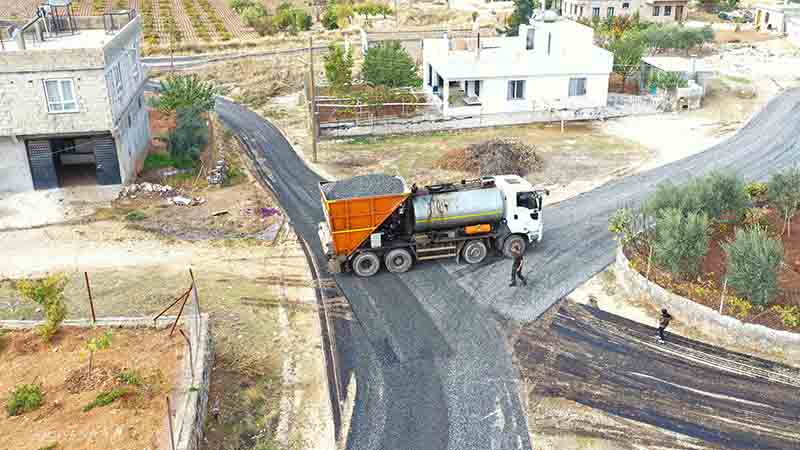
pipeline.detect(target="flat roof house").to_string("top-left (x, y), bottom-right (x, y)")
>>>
top-left (562, 0), bottom-right (689, 23)
top-left (754, 2), bottom-right (800, 32)
top-left (0, 7), bottom-right (149, 193)
top-left (422, 13), bottom-right (613, 117)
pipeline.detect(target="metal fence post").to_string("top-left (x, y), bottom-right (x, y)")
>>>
top-left (179, 329), bottom-right (194, 382)
top-left (166, 396), bottom-right (176, 450)
top-left (84, 272), bottom-right (96, 324)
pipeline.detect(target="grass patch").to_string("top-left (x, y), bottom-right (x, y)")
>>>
top-left (115, 369), bottom-right (144, 386)
top-left (37, 444), bottom-right (58, 450)
top-left (83, 388), bottom-right (127, 412)
top-left (6, 384), bottom-right (44, 416)
top-left (125, 210), bottom-right (148, 222)
top-left (722, 74), bottom-right (752, 85)
top-left (143, 153), bottom-right (195, 171)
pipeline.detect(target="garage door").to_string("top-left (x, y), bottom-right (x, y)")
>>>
top-left (94, 136), bottom-right (122, 185)
top-left (27, 140), bottom-right (58, 190)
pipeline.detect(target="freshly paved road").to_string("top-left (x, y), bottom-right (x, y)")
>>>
top-left (216, 89), bottom-right (800, 450)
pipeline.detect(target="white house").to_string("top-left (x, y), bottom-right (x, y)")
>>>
top-left (421, 13), bottom-right (613, 117)
top-left (754, 2), bottom-right (800, 33)
top-left (789, 16), bottom-right (800, 46)
top-left (0, 8), bottom-right (149, 193)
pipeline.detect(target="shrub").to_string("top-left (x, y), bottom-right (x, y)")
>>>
top-left (83, 388), bottom-right (127, 412)
top-left (6, 384), bottom-right (43, 417)
top-left (16, 275), bottom-right (68, 342)
top-left (705, 172), bottom-right (748, 221)
top-left (646, 172), bottom-right (747, 221)
top-left (652, 208), bottom-right (710, 277)
top-left (773, 305), bottom-right (800, 328)
top-left (608, 208), bottom-right (634, 245)
top-left (767, 166), bottom-right (800, 236)
top-left (322, 3), bottom-right (340, 29)
top-left (727, 296), bottom-right (753, 320)
top-left (150, 74), bottom-right (222, 114)
top-left (125, 210), bottom-right (147, 221)
top-left (229, 0), bottom-right (254, 14)
top-left (324, 42), bottom-right (354, 91)
top-left (37, 443), bottom-right (58, 450)
top-left (742, 207), bottom-right (770, 230)
top-left (169, 106), bottom-right (209, 164)
top-left (362, 41), bottom-right (421, 88)
top-left (116, 369), bottom-right (144, 386)
top-left (744, 181), bottom-right (768, 200)
top-left (722, 227), bottom-right (783, 306)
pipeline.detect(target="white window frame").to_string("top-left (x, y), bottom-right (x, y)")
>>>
top-left (592, 7), bottom-right (600, 17)
top-left (664, 5), bottom-right (672, 16)
top-left (508, 80), bottom-right (525, 100)
top-left (653, 5), bottom-right (661, 16)
top-left (43, 79), bottom-right (79, 113)
top-left (569, 77), bottom-right (587, 97)
top-left (607, 7), bottom-right (615, 17)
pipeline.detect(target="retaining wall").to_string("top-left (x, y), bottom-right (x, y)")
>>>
top-left (0, 314), bottom-right (213, 450)
top-left (614, 246), bottom-right (800, 359)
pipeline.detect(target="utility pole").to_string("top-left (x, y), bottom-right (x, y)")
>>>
top-left (308, 36), bottom-right (318, 163)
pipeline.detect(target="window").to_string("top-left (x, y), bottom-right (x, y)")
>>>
top-left (427, 64), bottom-right (432, 86)
top-left (130, 48), bottom-right (140, 83)
top-left (664, 5), bottom-right (672, 16)
top-left (516, 192), bottom-right (539, 210)
top-left (622, 2), bottom-right (629, 8)
top-left (675, 5), bottom-right (683, 20)
top-left (508, 80), bottom-right (525, 100)
top-left (138, 94), bottom-right (143, 110)
top-left (44, 79), bottom-right (78, 112)
top-left (607, 7), bottom-right (615, 17)
top-left (580, 6), bottom-right (583, 16)
top-left (128, 113), bottom-right (132, 128)
top-left (653, 6), bottom-right (661, 16)
top-left (592, 7), bottom-right (600, 16)
top-left (526, 28), bottom-right (535, 50)
top-left (112, 63), bottom-right (123, 101)
top-left (569, 77), bottom-right (587, 96)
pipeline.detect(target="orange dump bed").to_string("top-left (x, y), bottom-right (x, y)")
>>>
top-left (320, 182), bottom-right (409, 257)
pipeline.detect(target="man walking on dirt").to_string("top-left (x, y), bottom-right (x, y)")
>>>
top-left (509, 249), bottom-right (527, 287)
top-left (658, 308), bottom-right (672, 343)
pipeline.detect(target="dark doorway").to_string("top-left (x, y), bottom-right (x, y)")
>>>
top-left (52, 138), bottom-right (98, 187)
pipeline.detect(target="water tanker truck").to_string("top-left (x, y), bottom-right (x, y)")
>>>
top-left (317, 174), bottom-right (548, 277)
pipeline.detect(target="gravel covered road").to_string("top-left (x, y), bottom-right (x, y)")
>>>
top-left (216, 89), bottom-right (800, 450)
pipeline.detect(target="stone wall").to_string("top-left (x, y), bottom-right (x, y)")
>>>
top-left (0, 136), bottom-right (33, 192)
top-left (614, 246), bottom-right (800, 359)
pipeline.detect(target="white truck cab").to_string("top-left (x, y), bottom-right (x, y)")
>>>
top-left (493, 175), bottom-right (545, 245)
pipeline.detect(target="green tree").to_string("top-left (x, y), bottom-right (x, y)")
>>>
top-left (168, 106), bottom-right (209, 165)
top-left (606, 31), bottom-right (647, 86)
top-left (722, 227), bottom-right (783, 306)
top-left (151, 75), bottom-right (222, 114)
top-left (16, 275), bottom-right (68, 342)
top-left (322, 2), bottom-right (340, 29)
top-left (362, 41), bottom-right (421, 88)
top-left (653, 208), bottom-right (710, 277)
top-left (506, 0), bottom-right (539, 36)
top-left (767, 166), bottom-right (800, 236)
top-left (229, 0), bottom-right (254, 14)
top-left (705, 171), bottom-right (749, 220)
top-left (324, 42), bottom-right (354, 91)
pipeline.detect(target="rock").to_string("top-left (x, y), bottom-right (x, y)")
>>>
top-left (172, 196), bottom-right (193, 206)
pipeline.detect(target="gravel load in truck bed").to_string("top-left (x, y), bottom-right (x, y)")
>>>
top-left (322, 174), bottom-right (406, 200)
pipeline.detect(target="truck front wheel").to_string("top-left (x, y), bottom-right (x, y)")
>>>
top-left (352, 252), bottom-right (381, 277)
top-left (385, 248), bottom-right (414, 273)
top-left (502, 235), bottom-right (527, 258)
top-left (462, 240), bottom-right (488, 264)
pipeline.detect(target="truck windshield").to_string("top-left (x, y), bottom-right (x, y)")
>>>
top-left (516, 192), bottom-right (538, 210)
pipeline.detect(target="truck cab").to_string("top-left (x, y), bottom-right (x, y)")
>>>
top-left (493, 175), bottom-right (545, 253)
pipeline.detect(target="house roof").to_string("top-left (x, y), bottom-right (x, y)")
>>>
top-left (754, 3), bottom-right (800, 14)
top-left (642, 56), bottom-right (711, 73)
top-left (1, 29), bottom-right (110, 52)
top-left (424, 29), bottom-right (612, 79)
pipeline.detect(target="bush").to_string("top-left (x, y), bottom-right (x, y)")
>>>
top-left (324, 42), bottom-right (354, 91)
top-left (6, 384), bottom-right (43, 416)
top-left (652, 208), bottom-right (710, 277)
top-left (646, 172), bottom-right (747, 221)
top-left (362, 41), bottom-right (421, 88)
top-left (322, 3), bottom-right (339, 29)
top-left (774, 305), bottom-right (800, 328)
top-left (722, 227), bottom-right (783, 306)
top-left (169, 106), bottom-right (209, 165)
top-left (727, 296), bottom-right (753, 320)
top-left (16, 275), bottom-right (68, 342)
top-left (83, 388), bottom-right (127, 412)
top-left (767, 166), bottom-right (800, 235)
top-left (229, 0), bottom-right (254, 14)
top-left (744, 181), bottom-right (768, 200)
top-left (116, 369), bottom-right (144, 386)
top-left (608, 208), bottom-right (634, 245)
top-left (705, 172), bottom-right (748, 220)
top-left (150, 75), bottom-right (222, 114)
top-left (125, 210), bottom-right (147, 221)
top-left (648, 71), bottom-right (689, 90)
top-left (742, 207), bottom-right (770, 230)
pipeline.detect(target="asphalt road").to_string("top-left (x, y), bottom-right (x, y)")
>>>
top-left (216, 89), bottom-right (800, 450)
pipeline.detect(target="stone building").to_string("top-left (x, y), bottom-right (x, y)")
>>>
top-left (561, 0), bottom-right (688, 23)
top-left (0, 10), bottom-right (149, 192)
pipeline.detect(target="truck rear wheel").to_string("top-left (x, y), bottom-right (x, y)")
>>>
top-left (502, 235), bottom-right (527, 258)
top-left (352, 252), bottom-right (381, 277)
top-left (385, 248), bottom-right (413, 273)
top-left (462, 240), bottom-right (488, 264)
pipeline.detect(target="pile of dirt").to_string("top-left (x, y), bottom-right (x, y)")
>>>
top-left (321, 174), bottom-right (406, 200)
top-left (438, 139), bottom-right (542, 176)
top-left (64, 364), bottom-right (123, 394)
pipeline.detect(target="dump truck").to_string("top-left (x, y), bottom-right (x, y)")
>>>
top-left (318, 174), bottom-right (548, 277)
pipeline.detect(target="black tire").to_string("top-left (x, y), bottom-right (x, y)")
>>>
top-left (352, 252), bottom-right (381, 277)
top-left (462, 240), bottom-right (488, 264)
top-left (502, 234), bottom-right (527, 258)
top-left (385, 248), bottom-right (414, 273)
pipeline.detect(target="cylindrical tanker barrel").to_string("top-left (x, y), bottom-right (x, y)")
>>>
top-left (412, 187), bottom-right (504, 232)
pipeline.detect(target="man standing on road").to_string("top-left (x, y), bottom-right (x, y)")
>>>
top-left (658, 308), bottom-right (672, 343)
top-left (509, 249), bottom-right (527, 287)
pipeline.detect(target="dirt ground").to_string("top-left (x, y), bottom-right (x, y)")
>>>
top-left (0, 327), bottom-right (181, 450)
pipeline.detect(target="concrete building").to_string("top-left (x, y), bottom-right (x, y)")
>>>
top-left (422, 13), bottom-right (613, 117)
top-left (562, 0), bottom-right (688, 23)
top-left (754, 2), bottom-right (800, 32)
top-left (0, 10), bottom-right (149, 193)
top-left (788, 16), bottom-right (800, 45)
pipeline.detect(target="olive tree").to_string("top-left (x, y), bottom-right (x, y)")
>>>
top-left (722, 227), bottom-right (783, 306)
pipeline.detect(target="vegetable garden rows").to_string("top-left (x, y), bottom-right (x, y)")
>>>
top-left (0, 0), bottom-right (259, 44)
